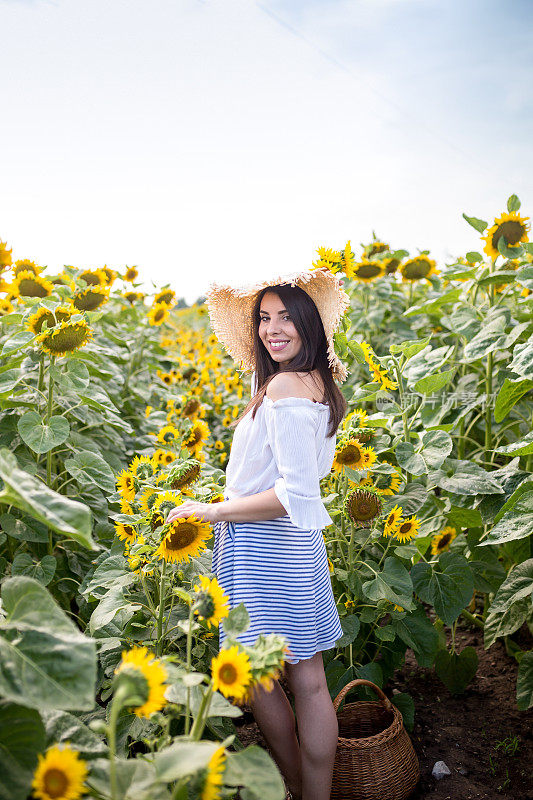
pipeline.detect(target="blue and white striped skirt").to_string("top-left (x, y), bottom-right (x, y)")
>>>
top-left (211, 516), bottom-right (343, 664)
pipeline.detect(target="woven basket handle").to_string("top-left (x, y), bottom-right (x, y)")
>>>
top-left (333, 679), bottom-right (393, 712)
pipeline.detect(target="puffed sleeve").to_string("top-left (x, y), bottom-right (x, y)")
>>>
top-left (264, 398), bottom-right (333, 531)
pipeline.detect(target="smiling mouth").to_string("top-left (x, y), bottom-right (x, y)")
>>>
top-left (269, 340), bottom-right (290, 350)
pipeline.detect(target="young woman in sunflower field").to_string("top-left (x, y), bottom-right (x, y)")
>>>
top-left (166, 268), bottom-right (351, 800)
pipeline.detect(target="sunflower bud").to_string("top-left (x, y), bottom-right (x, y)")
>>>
top-left (112, 665), bottom-right (149, 709)
top-left (194, 590), bottom-right (215, 620)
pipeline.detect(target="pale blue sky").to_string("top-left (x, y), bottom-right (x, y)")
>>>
top-left (1, 0), bottom-right (531, 303)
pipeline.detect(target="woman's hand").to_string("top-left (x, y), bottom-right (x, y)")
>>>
top-left (166, 500), bottom-right (219, 525)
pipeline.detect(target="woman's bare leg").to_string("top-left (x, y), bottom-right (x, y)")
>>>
top-left (247, 679), bottom-right (303, 797)
top-left (283, 652), bottom-right (338, 800)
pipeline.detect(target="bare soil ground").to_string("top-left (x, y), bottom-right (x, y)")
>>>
top-left (231, 617), bottom-right (533, 800)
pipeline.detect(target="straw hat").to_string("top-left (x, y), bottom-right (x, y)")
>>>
top-left (205, 266), bottom-right (351, 384)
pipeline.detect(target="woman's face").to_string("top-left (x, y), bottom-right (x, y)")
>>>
top-left (258, 291), bottom-right (302, 367)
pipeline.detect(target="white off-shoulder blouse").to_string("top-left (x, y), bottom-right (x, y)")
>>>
top-left (222, 371), bottom-right (336, 530)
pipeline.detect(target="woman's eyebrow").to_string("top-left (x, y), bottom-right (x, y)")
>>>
top-left (259, 308), bottom-right (288, 315)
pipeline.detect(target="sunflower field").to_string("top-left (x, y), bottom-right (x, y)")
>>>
top-left (0, 193), bottom-right (532, 800)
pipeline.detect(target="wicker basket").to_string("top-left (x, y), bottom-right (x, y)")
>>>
top-left (330, 679), bottom-right (420, 800)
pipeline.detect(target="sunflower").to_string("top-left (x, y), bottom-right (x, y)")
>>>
top-left (50, 273), bottom-right (76, 291)
top-left (155, 515), bottom-right (212, 564)
top-left (364, 241), bottom-right (389, 258)
top-left (115, 520), bottom-right (137, 545)
top-left (154, 288), bottom-right (175, 306)
top-left (152, 448), bottom-right (177, 466)
top-left (123, 290), bottom-right (145, 303)
top-left (148, 302), bottom-right (170, 326)
top-left (193, 574), bottom-right (230, 629)
top-left (183, 419), bottom-right (210, 451)
top-left (0, 240), bottom-right (12, 269)
top-left (14, 258), bottom-right (41, 276)
top-left (482, 211), bottom-right (530, 260)
top-left (156, 424), bottom-right (181, 446)
top-left (124, 265), bottom-right (139, 282)
top-left (27, 305), bottom-right (72, 335)
top-left (183, 396), bottom-right (202, 418)
top-left (376, 461), bottom-right (403, 496)
top-left (157, 370), bottom-right (174, 386)
top-left (77, 268), bottom-right (107, 286)
top-left (382, 256), bottom-right (400, 274)
top-left (129, 454), bottom-right (156, 481)
top-left (116, 469), bottom-right (136, 502)
top-left (353, 259), bottom-right (386, 282)
top-left (352, 427), bottom-right (374, 445)
top-left (341, 240), bottom-right (356, 279)
top-left (198, 744), bottom-right (226, 800)
top-left (0, 297), bottom-right (14, 315)
top-left (343, 408), bottom-right (369, 430)
top-left (344, 598), bottom-right (356, 612)
top-left (125, 534), bottom-right (154, 576)
top-left (368, 361), bottom-right (388, 384)
top-left (333, 439), bottom-right (377, 473)
top-left (383, 504), bottom-right (403, 537)
top-left (31, 743), bottom-right (88, 800)
top-left (364, 352), bottom-right (397, 390)
top-left (344, 487), bottom-right (383, 528)
top-left (317, 246), bottom-right (342, 264)
top-left (312, 248), bottom-right (342, 272)
top-left (353, 473), bottom-right (377, 490)
top-left (101, 265), bottom-right (117, 285)
top-left (152, 490), bottom-right (182, 524)
top-left (138, 487), bottom-right (158, 513)
top-left (114, 646), bottom-right (167, 718)
top-left (377, 371), bottom-right (398, 391)
top-left (399, 255), bottom-right (438, 282)
top-left (37, 319), bottom-right (93, 356)
top-left (72, 285), bottom-right (110, 311)
top-left (211, 644), bottom-right (252, 700)
top-left (393, 515), bottom-right (420, 543)
top-left (12, 269), bottom-right (55, 298)
top-left (120, 497), bottom-right (134, 514)
top-left (430, 525), bottom-right (457, 555)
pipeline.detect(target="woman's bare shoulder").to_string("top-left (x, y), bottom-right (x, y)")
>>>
top-left (266, 371), bottom-right (323, 403)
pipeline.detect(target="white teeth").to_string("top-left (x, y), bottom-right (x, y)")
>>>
top-left (270, 341), bottom-right (289, 349)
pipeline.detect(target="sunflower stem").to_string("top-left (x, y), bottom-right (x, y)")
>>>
top-left (351, 528), bottom-right (377, 566)
top-left (484, 261), bottom-right (496, 466)
top-left (451, 619), bottom-right (457, 655)
top-left (460, 608), bottom-right (484, 630)
top-left (189, 678), bottom-right (214, 741)
top-left (170, 778), bottom-right (188, 800)
top-left (140, 572), bottom-right (157, 618)
top-left (46, 355), bottom-right (55, 555)
top-left (184, 603), bottom-right (194, 736)
top-left (156, 560), bottom-right (167, 657)
top-left (108, 683), bottom-right (129, 800)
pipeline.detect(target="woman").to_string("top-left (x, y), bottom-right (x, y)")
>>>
top-left (167, 267), bottom-right (350, 800)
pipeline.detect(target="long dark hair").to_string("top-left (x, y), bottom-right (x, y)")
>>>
top-left (229, 284), bottom-right (347, 438)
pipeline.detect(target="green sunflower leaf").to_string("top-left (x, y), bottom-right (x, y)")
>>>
top-left (17, 411), bottom-right (70, 454)
top-left (0, 576), bottom-right (97, 711)
top-left (462, 213), bottom-right (487, 233)
top-left (0, 448), bottom-right (95, 551)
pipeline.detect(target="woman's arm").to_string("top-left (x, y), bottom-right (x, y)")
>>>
top-left (214, 487), bottom-right (287, 523)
